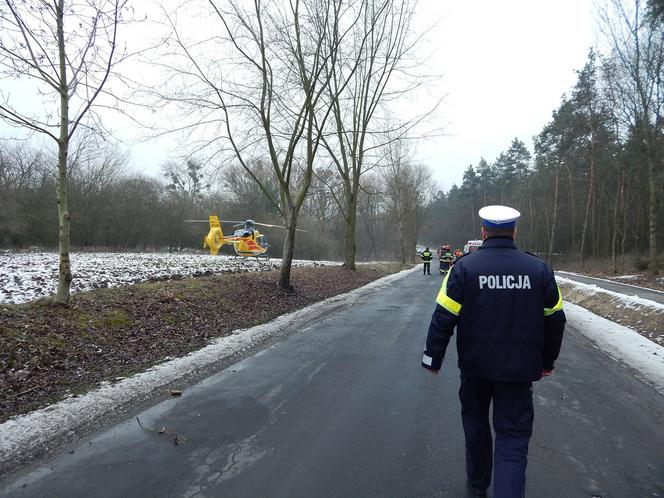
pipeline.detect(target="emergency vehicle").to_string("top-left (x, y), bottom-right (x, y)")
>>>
top-left (463, 240), bottom-right (482, 254)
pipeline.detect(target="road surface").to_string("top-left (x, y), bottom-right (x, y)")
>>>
top-left (2, 271), bottom-right (663, 497)
top-left (558, 271), bottom-right (664, 305)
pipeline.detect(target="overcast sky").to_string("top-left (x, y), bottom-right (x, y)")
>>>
top-left (1, 0), bottom-right (599, 193)
top-left (415, 0), bottom-right (598, 191)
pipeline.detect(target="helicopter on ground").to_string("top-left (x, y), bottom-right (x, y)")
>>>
top-left (186, 215), bottom-right (304, 258)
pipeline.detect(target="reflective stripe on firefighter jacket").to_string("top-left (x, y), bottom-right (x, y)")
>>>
top-left (422, 236), bottom-right (566, 382)
top-left (440, 250), bottom-right (454, 262)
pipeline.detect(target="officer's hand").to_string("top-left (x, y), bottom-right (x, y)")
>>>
top-left (541, 369), bottom-right (553, 377)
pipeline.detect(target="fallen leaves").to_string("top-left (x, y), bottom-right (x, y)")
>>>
top-left (0, 264), bottom-right (401, 422)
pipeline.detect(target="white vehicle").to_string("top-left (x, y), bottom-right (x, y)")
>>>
top-left (463, 240), bottom-right (482, 254)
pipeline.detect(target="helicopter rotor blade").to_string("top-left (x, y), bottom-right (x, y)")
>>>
top-left (186, 216), bottom-right (306, 232)
top-left (184, 219), bottom-right (248, 224)
top-left (253, 222), bottom-right (307, 232)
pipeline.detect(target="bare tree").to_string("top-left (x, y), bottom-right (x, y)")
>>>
top-left (162, 159), bottom-right (210, 199)
top-left (158, 0), bottom-right (354, 290)
top-left (220, 161), bottom-right (280, 220)
top-left (67, 138), bottom-right (127, 247)
top-left (0, 0), bottom-right (129, 303)
top-left (0, 143), bottom-right (47, 244)
top-left (319, 0), bottom-right (437, 269)
top-left (382, 138), bottom-right (431, 263)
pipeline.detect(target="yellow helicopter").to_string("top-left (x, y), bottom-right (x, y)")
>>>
top-left (186, 215), bottom-right (304, 258)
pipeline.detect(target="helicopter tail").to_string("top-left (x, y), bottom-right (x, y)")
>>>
top-left (203, 215), bottom-right (224, 255)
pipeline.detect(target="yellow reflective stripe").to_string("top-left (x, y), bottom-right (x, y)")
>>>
top-left (544, 284), bottom-right (563, 316)
top-left (436, 270), bottom-right (462, 316)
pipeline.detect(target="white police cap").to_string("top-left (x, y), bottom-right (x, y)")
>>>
top-left (478, 205), bottom-right (521, 228)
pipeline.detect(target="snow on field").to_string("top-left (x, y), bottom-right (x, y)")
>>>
top-left (0, 251), bottom-right (339, 305)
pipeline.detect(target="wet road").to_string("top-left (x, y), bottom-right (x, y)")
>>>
top-left (558, 271), bottom-right (664, 305)
top-left (2, 271), bottom-right (663, 497)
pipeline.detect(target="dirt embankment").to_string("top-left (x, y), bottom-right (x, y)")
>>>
top-left (559, 280), bottom-right (664, 347)
top-left (0, 263), bottom-right (407, 423)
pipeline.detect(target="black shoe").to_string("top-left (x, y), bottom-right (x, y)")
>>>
top-left (466, 479), bottom-right (487, 497)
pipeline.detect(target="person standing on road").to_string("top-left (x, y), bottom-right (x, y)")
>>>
top-left (421, 247), bottom-right (433, 275)
top-left (439, 245), bottom-right (454, 275)
top-left (421, 205), bottom-right (566, 498)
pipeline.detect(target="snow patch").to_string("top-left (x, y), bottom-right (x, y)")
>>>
top-left (557, 277), bottom-right (664, 311)
top-left (558, 271), bottom-right (664, 296)
top-left (565, 302), bottom-right (664, 396)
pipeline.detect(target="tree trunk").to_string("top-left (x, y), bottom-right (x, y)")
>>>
top-left (620, 172), bottom-right (629, 271)
top-left (565, 164), bottom-right (576, 258)
top-left (547, 163), bottom-right (560, 262)
top-left (55, 0), bottom-right (72, 305)
top-left (580, 149), bottom-right (595, 265)
top-left (647, 154), bottom-right (659, 275)
top-left (528, 183), bottom-right (534, 251)
top-left (344, 193), bottom-right (358, 270)
top-left (611, 169), bottom-right (621, 273)
top-left (55, 140), bottom-right (72, 304)
top-left (396, 211), bottom-right (406, 264)
top-left (279, 220), bottom-right (297, 291)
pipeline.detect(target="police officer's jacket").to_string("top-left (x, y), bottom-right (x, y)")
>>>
top-left (421, 250), bottom-right (433, 262)
top-left (422, 237), bottom-right (566, 382)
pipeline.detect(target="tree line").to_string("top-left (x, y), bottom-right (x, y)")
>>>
top-left (427, 0), bottom-right (664, 275)
top-left (0, 139), bottom-right (431, 262)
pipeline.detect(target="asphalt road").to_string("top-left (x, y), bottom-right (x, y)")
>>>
top-left (2, 270), bottom-right (663, 498)
top-left (558, 271), bottom-right (664, 304)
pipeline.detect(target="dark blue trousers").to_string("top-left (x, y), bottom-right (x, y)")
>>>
top-left (459, 372), bottom-right (533, 498)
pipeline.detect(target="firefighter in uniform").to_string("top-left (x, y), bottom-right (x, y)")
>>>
top-left (439, 244), bottom-right (454, 274)
top-left (421, 205), bottom-right (566, 498)
top-left (421, 247), bottom-right (433, 275)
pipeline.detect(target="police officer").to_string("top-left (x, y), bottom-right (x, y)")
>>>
top-left (421, 205), bottom-right (565, 498)
top-left (421, 247), bottom-right (433, 275)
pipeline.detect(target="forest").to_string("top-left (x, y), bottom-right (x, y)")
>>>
top-left (0, 0), bottom-right (663, 305)
top-left (0, 139), bottom-right (429, 263)
top-left (427, 2), bottom-right (664, 274)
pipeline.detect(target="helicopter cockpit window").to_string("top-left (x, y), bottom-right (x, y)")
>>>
top-left (257, 235), bottom-right (268, 248)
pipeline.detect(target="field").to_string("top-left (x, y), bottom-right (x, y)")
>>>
top-left (0, 251), bottom-right (338, 304)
